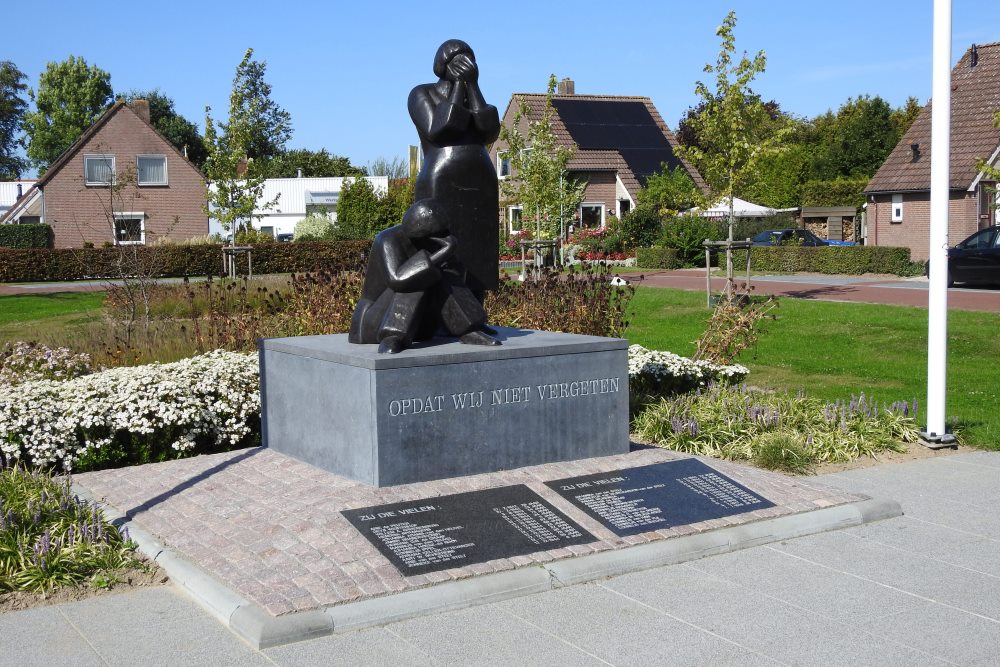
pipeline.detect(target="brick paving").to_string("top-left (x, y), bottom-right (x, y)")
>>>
top-left (75, 447), bottom-right (864, 617)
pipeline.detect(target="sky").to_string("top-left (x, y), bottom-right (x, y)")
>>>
top-left (5, 1), bottom-right (999, 175)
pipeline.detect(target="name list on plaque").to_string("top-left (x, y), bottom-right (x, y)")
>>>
top-left (341, 485), bottom-right (595, 576)
top-left (545, 459), bottom-right (775, 537)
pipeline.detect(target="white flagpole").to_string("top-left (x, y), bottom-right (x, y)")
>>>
top-left (922, 0), bottom-right (956, 446)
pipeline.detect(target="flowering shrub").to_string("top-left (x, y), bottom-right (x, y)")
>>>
top-left (633, 383), bottom-right (921, 472)
top-left (0, 350), bottom-right (260, 472)
top-left (0, 342), bottom-right (93, 386)
top-left (628, 344), bottom-right (748, 406)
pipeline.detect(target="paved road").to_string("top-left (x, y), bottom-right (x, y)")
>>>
top-left (4, 451), bottom-right (998, 666)
top-left (621, 269), bottom-right (1000, 312)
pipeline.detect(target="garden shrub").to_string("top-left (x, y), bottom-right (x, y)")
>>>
top-left (293, 214), bottom-right (335, 241)
top-left (633, 384), bottom-right (920, 470)
top-left (0, 350), bottom-right (261, 472)
top-left (731, 245), bottom-right (923, 276)
top-left (0, 241), bottom-right (371, 282)
top-left (801, 177), bottom-right (868, 208)
top-left (487, 264), bottom-right (634, 338)
top-left (0, 466), bottom-right (143, 592)
top-left (0, 342), bottom-right (93, 386)
top-left (628, 344), bottom-right (747, 414)
top-left (659, 215), bottom-right (721, 266)
top-left (615, 206), bottom-right (663, 250)
top-left (634, 246), bottom-right (680, 269)
top-left (0, 224), bottom-right (52, 249)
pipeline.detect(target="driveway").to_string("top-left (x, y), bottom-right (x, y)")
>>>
top-left (622, 269), bottom-right (1000, 312)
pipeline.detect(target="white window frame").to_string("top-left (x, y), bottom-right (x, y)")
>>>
top-left (113, 212), bottom-right (145, 245)
top-left (84, 154), bottom-right (116, 186)
top-left (497, 151), bottom-right (511, 178)
top-left (891, 194), bottom-right (903, 223)
top-left (579, 202), bottom-right (606, 229)
top-left (507, 205), bottom-right (523, 233)
top-left (136, 154), bottom-right (168, 186)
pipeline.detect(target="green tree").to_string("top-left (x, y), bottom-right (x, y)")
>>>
top-left (636, 163), bottom-right (703, 215)
top-left (332, 176), bottom-right (385, 239)
top-left (293, 214), bottom-right (335, 241)
top-left (265, 148), bottom-right (364, 177)
top-left (367, 155), bottom-right (408, 179)
top-left (809, 95), bottom-right (898, 179)
top-left (120, 89), bottom-right (208, 168)
top-left (219, 48), bottom-right (292, 164)
top-left (498, 74), bottom-right (586, 239)
top-left (891, 96), bottom-right (922, 138)
top-left (0, 61), bottom-right (28, 179)
top-left (23, 56), bottom-right (113, 173)
top-left (203, 52), bottom-right (285, 238)
top-left (675, 11), bottom-right (788, 295)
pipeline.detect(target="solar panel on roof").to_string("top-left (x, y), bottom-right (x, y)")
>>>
top-left (552, 99), bottom-right (680, 183)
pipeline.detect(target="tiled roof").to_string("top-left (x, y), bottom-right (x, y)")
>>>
top-left (500, 93), bottom-right (708, 199)
top-left (866, 42), bottom-right (1000, 193)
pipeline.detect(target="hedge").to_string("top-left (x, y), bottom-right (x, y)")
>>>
top-left (0, 241), bottom-right (372, 283)
top-left (732, 246), bottom-right (923, 276)
top-left (635, 246), bottom-right (681, 269)
top-left (0, 224), bottom-right (52, 249)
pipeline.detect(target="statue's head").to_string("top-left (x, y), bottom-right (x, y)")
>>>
top-left (402, 199), bottom-right (450, 239)
top-left (433, 39), bottom-right (474, 79)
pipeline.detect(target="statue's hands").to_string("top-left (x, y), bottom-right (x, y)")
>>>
top-left (448, 54), bottom-right (479, 84)
top-left (428, 235), bottom-right (456, 266)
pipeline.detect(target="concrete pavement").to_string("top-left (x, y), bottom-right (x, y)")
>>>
top-left (4, 451), bottom-right (999, 666)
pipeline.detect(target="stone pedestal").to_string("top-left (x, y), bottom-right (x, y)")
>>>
top-left (259, 327), bottom-right (629, 487)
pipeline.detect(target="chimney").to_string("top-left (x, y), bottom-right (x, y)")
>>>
top-left (16, 183), bottom-right (22, 198)
top-left (910, 143), bottom-right (921, 161)
top-left (297, 168), bottom-right (303, 178)
top-left (131, 99), bottom-right (151, 124)
top-left (557, 77), bottom-right (575, 96)
top-left (971, 43), bottom-right (979, 68)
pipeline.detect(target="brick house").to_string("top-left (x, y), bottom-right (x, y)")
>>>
top-left (865, 42), bottom-right (1000, 261)
top-left (490, 79), bottom-right (707, 234)
top-left (1, 100), bottom-right (208, 248)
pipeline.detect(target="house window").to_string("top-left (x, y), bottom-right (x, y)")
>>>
top-left (84, 155), bottom-right (115, 186)
top-left (580, 203), bottom-right (605, 229)
top-left (508, 205), bottom-right (523, 232)
top-left (891, 194), bottom-right (903, 223)
top-left (114, 212), bottom-right (144, 245)
top-left (497, 152), bottom-right (511, 178)
top-left (137, 155), bottom-right (168, 186)
top-left (259, 226), bottom-right (275, 238)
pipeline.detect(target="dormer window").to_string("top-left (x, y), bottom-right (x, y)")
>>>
top-left (137, 155), bottom-right (168, 186)
top-left (84, 154), bottom-right (115, 186)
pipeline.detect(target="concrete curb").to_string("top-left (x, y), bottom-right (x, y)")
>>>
top-left (74, 482), bottom-right (901, 650)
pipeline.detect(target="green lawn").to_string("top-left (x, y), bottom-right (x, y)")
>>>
top-left (0, 293), bottom-right (107, 345)
top-left (0, 292), bottom-right (105, 325)
top-left (626, 287), bottom-right (1000, 448)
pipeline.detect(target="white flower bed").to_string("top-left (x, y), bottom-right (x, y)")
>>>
top-left (628, 344), bottom-right (748, 397)
top-left (0, 350), bottom-right (260, 470)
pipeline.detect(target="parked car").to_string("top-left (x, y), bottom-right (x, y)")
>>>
top-left (933, 226), bottom-right (1000, 287)
top-left (276, 233), bottom-right (294, 243)
top-left (751, 229), bottom-right (829, 247)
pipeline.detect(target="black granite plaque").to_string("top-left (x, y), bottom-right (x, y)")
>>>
top-left (545, 459), bottom-right (775, 537)
top-left (341, 485), bottom-right (595, 576)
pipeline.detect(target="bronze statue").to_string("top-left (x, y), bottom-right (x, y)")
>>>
top-left (350, 40), bottom-right (502, 354)
top-left (349, 200), bottom-right (499, 354)
top-left (408, 39), bottom-right (500, 296)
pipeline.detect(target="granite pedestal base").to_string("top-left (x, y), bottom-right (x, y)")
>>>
top-left (259, 327), bottom-right (629, 486)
